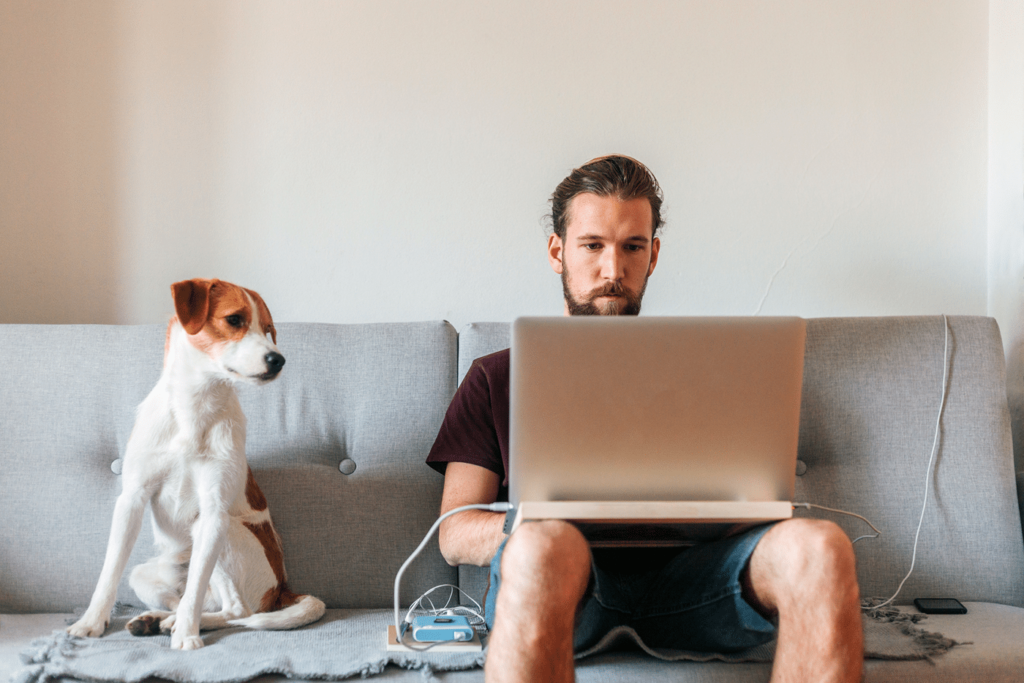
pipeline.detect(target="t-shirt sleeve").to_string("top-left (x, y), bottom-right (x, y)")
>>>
top-left (425, 356), bottom-right (505, 481)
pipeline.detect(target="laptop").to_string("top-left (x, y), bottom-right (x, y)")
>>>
top-left (507, 316), bottom-right (806, 546)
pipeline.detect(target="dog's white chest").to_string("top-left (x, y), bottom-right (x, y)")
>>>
top-left (132, 377), bottom-right (247, 461)
top-left (126, 379), bottom-right (250, 544)
top-left (152, 468), bottom-right (201, 527)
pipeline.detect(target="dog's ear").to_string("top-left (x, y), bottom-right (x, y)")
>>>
top-left (171, 279), bottom-right (213, 335)
top-left (245, 288), bottom-right (277, 344)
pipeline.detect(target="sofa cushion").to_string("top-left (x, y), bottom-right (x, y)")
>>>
top-left (0, 322), bottom-right (459, 612)
top-left (0, 324), bottom-right (164, 613)
top-left (796, 316), bottom-right (1023, 605)
top-left (455, 317), bottom-right (1024, 607)
top-left (457, 323), bottom-right (510, 384)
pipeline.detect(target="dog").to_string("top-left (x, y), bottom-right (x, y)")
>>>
top-left (67, 278), bottom-right (325, 650)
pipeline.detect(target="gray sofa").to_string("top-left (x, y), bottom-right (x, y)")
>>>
top-left (3, 316), bottom-right (1024, 682)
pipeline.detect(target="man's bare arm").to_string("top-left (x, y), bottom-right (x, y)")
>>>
top-left (438, 462), bottom-right (507, 567)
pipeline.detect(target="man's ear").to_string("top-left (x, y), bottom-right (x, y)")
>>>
top-left (647, 236), bottom-right (661, 277)
top-left (171, 279), bottom-right (214, 335)
top-left (548, 234), bottom-right (565, 275)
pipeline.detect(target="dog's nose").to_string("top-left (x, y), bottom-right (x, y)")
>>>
top-left (265, 352), bottom-right (285, 374)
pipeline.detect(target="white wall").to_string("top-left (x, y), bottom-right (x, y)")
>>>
top-left (0, 1), bottom-right (992, 332)
top-left (988, 0), bottom-right (1024, 469)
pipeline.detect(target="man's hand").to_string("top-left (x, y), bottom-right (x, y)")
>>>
top-left (438, 462), bottom-right (507, 566)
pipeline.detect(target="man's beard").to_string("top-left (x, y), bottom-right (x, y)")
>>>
top-left (561, 270), bottom-right (648, 316)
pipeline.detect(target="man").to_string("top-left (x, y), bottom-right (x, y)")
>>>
top-left (426, 156), bottom-right (862, 682)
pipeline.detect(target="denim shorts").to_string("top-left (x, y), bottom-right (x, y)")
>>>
top-left (485, 523), bottom-right (777, 653)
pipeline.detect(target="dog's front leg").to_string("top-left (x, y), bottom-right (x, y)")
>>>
top-left (68, 488), bottom-right (150, 637)
top-left (171, 482), bottom-right (230, 650)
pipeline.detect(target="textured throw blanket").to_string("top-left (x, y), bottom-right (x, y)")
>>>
top-left (14, 601), bottom-right (961, 683)
top-left (575, 598), bottom-right (963, 663)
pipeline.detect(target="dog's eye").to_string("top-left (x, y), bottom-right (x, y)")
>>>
top-left (226, 315), bottom-right (244, 328)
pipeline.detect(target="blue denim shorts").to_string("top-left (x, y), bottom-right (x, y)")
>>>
top-left (485, 523), bottom-right (777, 653)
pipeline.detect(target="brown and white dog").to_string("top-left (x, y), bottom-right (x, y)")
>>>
top-left (67, 278), bottom-right (325, 650)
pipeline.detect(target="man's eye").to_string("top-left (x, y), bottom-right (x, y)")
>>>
top-left (625, 244), bottom-right (643, 252)
top-left (584, 243), bottom-right (601, 251)
top-left (226, 315), bottom-right (244, 328)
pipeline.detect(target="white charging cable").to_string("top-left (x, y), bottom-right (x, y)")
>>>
top-left (863, 314), bottom-right (949, 610)
top-left (792, 315), bottom-right (949, 611)
top-left (393, 502), bottom-right (512, 645)
top-left (791, 502), bottom-right (881, 544)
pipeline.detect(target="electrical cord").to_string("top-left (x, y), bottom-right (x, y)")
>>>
top-left (798, 315), bottom-right (949, 611)
top-left (393, 502), bottom-right (512, 650)
top-left (864, 314), bottom-right (949, 610)
top-left (402, 583), bottom-right (486, 629)
top-left (791, 502), bottom-right (881, 544)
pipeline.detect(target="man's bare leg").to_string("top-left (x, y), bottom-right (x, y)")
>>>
top-left (744, 518), bottom-right (863, 683)
top-left (485, 520), bottom-right (591, 683)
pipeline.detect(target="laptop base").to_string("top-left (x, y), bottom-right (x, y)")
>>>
top-left (511, 500), bottom-right (793, 547)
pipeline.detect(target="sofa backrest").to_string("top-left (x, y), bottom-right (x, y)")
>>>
top-left (4, 316), bottom-right (1021, 613)
top-left (456, 317), bottom-right (1024, 606)
top-left (0, 322), bottom-right (458, 613)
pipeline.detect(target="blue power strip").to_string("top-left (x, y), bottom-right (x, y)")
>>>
top-left (411, 615), bottom-right (474, 642)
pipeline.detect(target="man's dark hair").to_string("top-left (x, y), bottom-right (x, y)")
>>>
top-left (549, 155), bottom-right (664, 240)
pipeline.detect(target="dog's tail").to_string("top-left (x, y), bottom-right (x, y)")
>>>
top-left (229, 591), bottom-right (326, 630)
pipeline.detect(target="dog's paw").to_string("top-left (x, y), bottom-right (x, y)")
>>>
top-left (67, 614), bottom-right (109, 638)
top-left (160, 613), bottom-right (176, 632)
top-left (171, 633), bottom-right (204, 650)
top-left (126, 614), bottom-right (163, 637)
top-left (170, 620), bottom-right (203, 650)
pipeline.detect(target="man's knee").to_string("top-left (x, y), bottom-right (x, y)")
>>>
top-left (753, 519), bottom-right (859, 608)
top-left (779, 519), bottom-right (856, 575)
top-left (500, 520), bottom-right (590, 598)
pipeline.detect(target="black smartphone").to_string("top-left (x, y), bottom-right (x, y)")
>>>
top-left (913, 598), bottom-right (966, 614)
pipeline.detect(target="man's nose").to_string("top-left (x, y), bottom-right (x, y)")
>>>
top-left (600, 248), bottom-right (625, 280)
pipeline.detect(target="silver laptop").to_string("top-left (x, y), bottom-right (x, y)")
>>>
top-left (508, 316), bottom-right (806, 546)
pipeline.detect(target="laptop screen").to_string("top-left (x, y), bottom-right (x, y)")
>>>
top-left (509, 316), bottom-right (806, 509)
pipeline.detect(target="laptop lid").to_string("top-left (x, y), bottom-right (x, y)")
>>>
top-left (509, 316), bottom-right (806, 511)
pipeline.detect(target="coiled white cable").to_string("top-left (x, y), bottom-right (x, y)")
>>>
top-left (402, 583), bottom-right (485, 629)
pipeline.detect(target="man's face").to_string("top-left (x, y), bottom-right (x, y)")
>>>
top-left (548, 193), bottom-right (660, 316)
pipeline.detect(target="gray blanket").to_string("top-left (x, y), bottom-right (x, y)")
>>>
top-left (13, 603), bottom-right (959, 683)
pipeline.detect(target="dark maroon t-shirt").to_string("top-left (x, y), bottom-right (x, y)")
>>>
top-left (426, 348), bottom-right (511, 500)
